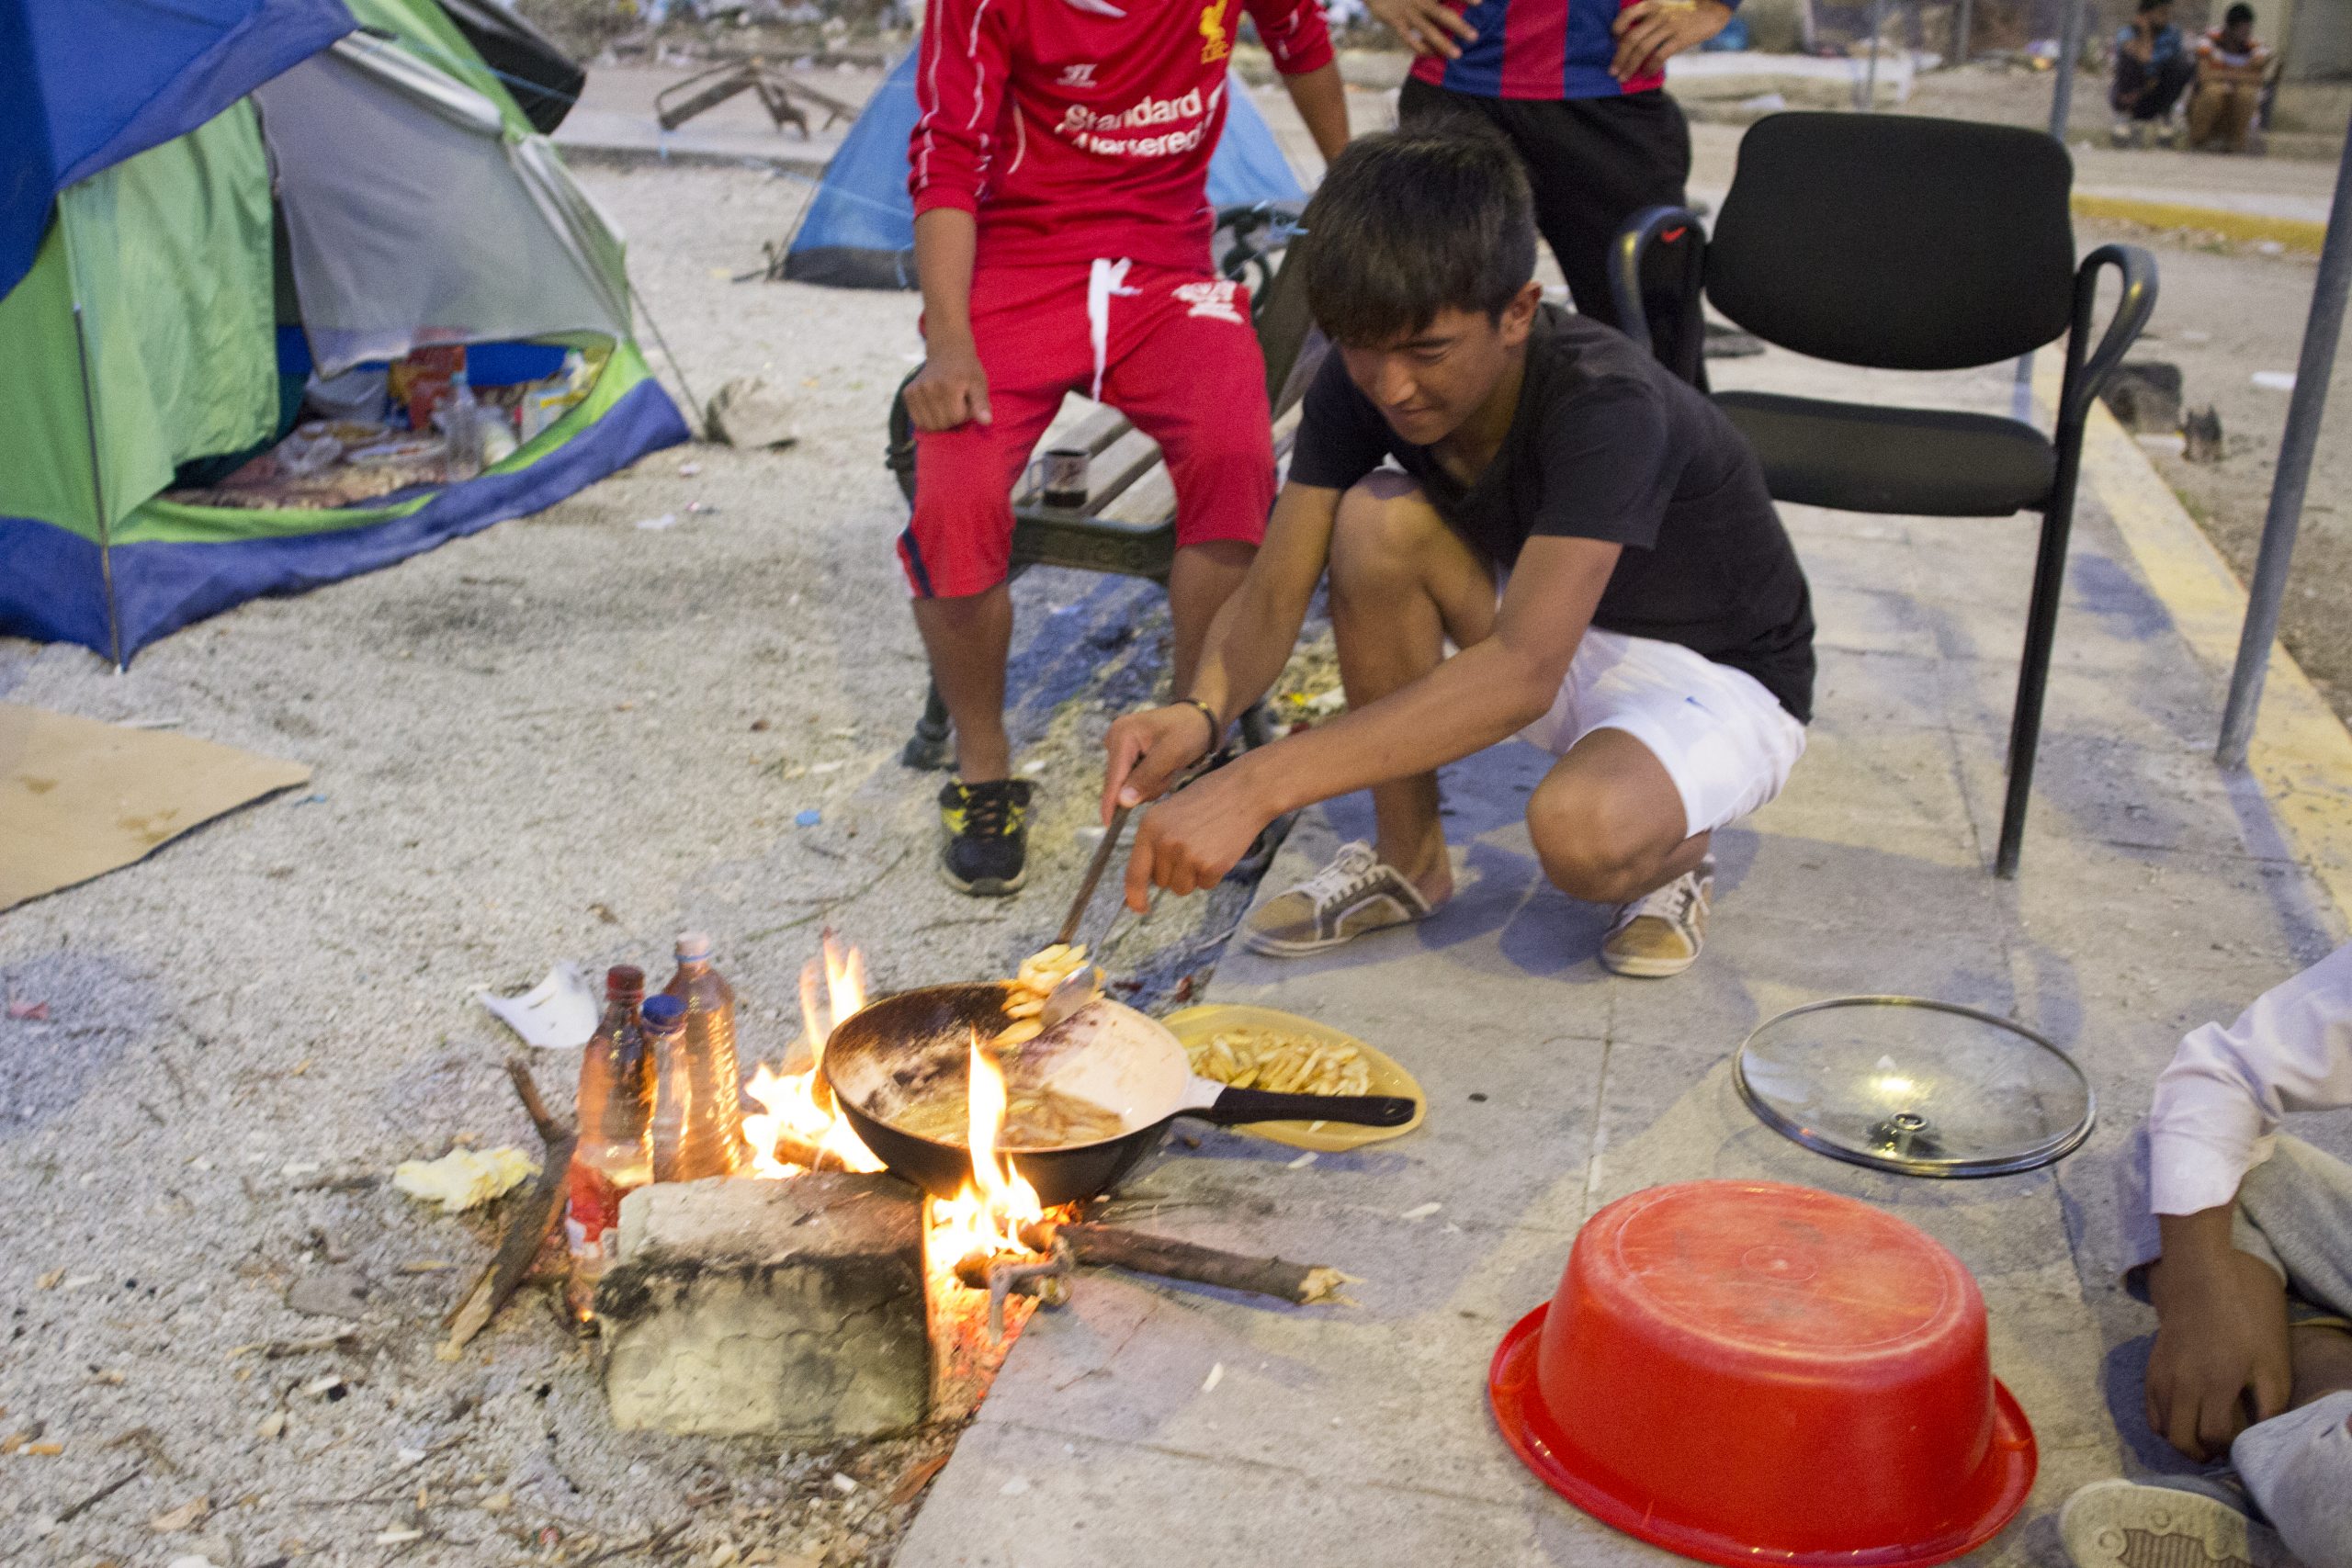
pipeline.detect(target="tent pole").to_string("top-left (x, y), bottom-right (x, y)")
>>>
top-left (628, 277), bottom-right (709, 439)
top-left (2216, 116), bottom-right (2352, 768)
top-left (70, 301), bottom-right (127, 672)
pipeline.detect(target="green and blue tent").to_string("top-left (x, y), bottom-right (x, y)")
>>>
top-left (0, 0), bottom-right (690, 663)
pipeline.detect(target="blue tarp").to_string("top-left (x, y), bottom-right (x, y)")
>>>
top-left (783, 52), bottom-right (1307, 289)
top-left (1, 0), bottom-right (357, 299)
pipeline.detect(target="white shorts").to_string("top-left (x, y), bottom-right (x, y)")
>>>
top-left (1517, 628), bottom-right (1807, 841)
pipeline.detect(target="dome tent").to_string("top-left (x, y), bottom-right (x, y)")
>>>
top-left (0, 0), bottom-right (690, 663)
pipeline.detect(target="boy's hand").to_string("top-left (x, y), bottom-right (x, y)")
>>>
top-left (1611, 0), bottom-right (1732, 81)
top-left (1367, 0), bottom-right (1478, 59)
top-left (1122, 765), bottom-right (1273, 909)
top-left (2145, 1241), bottom-right (2294, 1461)
top-left (1102, 705), bottom-right (1217, 822)
top-left (905, 343), bottom-right (991, 431)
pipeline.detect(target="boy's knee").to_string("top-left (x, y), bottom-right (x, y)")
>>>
top-left (1528, 782), bottom-right (1656, 903)
top-left (1331, 475), bottom-right (1442, 588)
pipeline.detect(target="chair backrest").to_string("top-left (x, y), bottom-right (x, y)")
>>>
top-left (1706, 114), bottom-right (2078, 372)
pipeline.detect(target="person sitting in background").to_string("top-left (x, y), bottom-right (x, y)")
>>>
top-left (2060, 946), bottom-right (2352, 1568)
top-left (899, 0), bottom-right (1349, 896)
top-left (2110, 0), bottom-right (2196, 147)
top-left (2188, 5), bottom-right (2273, 153)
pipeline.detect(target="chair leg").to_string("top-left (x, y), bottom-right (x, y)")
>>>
top-left (1996, 497), bottom-right (2078, 877)
top-left (901, 678), bottom-right (955, 772)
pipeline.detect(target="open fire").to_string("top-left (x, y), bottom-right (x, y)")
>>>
top-left (741, 932), bottom-right (1066, 1303)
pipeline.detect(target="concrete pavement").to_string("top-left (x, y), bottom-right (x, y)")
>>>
top-left (890, 346), bottom-right (2352, 1565)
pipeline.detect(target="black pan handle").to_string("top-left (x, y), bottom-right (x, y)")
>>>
top-left (1187, 1088), bottom-right (1417, 1128)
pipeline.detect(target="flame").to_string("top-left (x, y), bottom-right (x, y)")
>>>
top-left (928, 1031), bottom-right (1047, 1264)
top-left (741, 931), bottom-right (884, 1176)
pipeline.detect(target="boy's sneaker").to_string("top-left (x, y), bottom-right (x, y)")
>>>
top-left (938, 778), bottom-right (1033, 896)
top-left (1600, 857), bottom-right (1713, 977)
top-left (1240, 840), bottom-right (1432, 956)
top-left (2059, 1479), bottom-right (2287, 1568)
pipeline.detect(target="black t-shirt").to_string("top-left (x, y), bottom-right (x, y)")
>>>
top-left (1288, 306), bottom-right (1815, 723)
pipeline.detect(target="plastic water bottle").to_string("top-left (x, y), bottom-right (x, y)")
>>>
top-left (442, 371), bottom-right (484, 481)
top-left (643, 993), bottom-right (698, 1183)
top-left (566, 967), bottom-right (653, 1314)
top-left (662, 931), bottom-right (747, 1179)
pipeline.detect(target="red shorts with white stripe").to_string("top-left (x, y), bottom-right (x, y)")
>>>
top-left (899, 259), bottom-right (1275, 600)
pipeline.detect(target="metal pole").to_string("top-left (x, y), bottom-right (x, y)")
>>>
top-left (2015, 0), bottom-right (2091, 421)
top-left (2049, 0), bottom-right (2086, 141)
top-left (1954, 0), bottom-right (1973, 65)
top-left (2216, 119), bottom-right (2352, 767)
top-left (1860, 0), bottom-right (1886, 110)
top-left (68, 302), bottom-right (125, 671)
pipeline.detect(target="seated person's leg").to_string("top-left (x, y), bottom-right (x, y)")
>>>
top-left (1524, 631), bottom-right (1804, 976)
top-left (1098, 268), bottom-right (1279, 696)
top-left (1240, 474), bottom-right (1497, 956)
top-left (904, 309), bottom-right (1066, 895)
top-left (2216, 83), bottom-right (2259, 150)
top-left (2188, 83), bottom-right (2226, 146)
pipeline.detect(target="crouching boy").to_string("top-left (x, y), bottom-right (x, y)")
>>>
top-left (1103, 127), bottom-right (1815, 977)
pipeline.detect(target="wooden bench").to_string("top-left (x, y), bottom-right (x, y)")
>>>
top-left (885, 204), bottom-right (1326, 769)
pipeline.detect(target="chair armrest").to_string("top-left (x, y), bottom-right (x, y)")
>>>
top-left (2059, 243), bottom-right (2159, 431)
top-left (1610, 205), bottom-right (1705, 358)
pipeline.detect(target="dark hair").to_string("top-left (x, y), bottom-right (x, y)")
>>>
top-left (2136, 0), bottom-right (2169, 15)
top-left (1297, 123), bottom-right (1539, 348)
top-left (2224, 3), bottom-right (2254, 24)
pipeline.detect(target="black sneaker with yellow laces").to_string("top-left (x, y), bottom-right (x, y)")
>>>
top-left (937, 778), bottom-right (1033, 896)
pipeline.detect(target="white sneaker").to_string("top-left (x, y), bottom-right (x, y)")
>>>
top-left (1600, 858), bottom-right (1714, 978)
top-left (2060, 1479), bottom-right (2287, 1568)
top-left (1240, 840), bottom-right (1433, 957)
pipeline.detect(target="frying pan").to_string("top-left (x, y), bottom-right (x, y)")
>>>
top-left (820, 983), bottom-right (1418, 1205)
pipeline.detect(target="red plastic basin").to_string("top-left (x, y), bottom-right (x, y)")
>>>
top-left (1488, 1180), bottom-right (2034, 1568)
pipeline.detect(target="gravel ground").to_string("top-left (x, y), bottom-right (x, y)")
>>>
top-left (0, 163), bottom-right (1322, 1568)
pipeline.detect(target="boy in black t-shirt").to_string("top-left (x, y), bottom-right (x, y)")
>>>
top-left (1101, 128), bottom-right (1814, 978)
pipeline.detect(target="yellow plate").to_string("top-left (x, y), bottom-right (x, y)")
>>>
top-left (1161, 1004), bottom-right (1427, 1151)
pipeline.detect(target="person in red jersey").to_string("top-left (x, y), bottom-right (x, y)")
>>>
top-left (900, 0), bottom-right (1348, 897)
top-left (1368, 0), bottom-right (1736, 377)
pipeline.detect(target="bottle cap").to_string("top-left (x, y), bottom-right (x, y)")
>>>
top-left (639, 994), bottom-right (686, 1032)
top-left (674, 931), bottom-right (715, 963)
top-left (605, 964), bottom-right (645, 998)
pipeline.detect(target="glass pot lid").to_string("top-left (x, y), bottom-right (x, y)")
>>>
top-left (1736, 996), bottom-right (2095, 1178)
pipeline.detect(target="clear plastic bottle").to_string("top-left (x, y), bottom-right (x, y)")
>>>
top-left (662, 931), bottom-right (747, 1179)
top-left (441, 370), bottom-right (484, 481)
top-left (643, 992), bottom-right (697, 1184)
top-left (566, 967), bottom-right (652, 1315)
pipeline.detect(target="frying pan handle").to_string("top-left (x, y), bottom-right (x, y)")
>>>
top-left (1188, 1088), bottom-right (1417, 1128)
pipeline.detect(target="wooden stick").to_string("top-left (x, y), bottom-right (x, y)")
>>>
top-left (438, 1060), bottom-right (577, 1359)
top-left (1018, 1220), bottom-right (1351, 1306)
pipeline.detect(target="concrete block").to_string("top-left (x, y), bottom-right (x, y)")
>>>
top-left (596, 1172), bottom-right (927, 1438)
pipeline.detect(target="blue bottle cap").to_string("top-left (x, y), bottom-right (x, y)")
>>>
top-left (639, 993), bottom-right (685, 1032)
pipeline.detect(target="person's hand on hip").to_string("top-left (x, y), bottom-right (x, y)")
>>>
top-left (1367, 0), bottom-right (1478, 60)
top-left (1611, 0), bottom-right (1733, 81)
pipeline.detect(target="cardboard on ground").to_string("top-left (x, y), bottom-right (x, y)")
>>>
top-left (0, 703), bottom-right (311, 911)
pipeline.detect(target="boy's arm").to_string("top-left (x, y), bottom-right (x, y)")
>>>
top-left (2145, 1205), bottom-right (2293, 1461)
top-left (1121, 533), bottom-right (1618, 905)
top-left (903, 0), bottom-right (1012, 432)
top-left (1245, 0), bottom-right (1348, 164)
top-left (906, 210), bottom-right (989, 430)
top-left (1281, 63), bottom-right (1351, 165)
top-left (1102, 480), bottom-right (1344, 819)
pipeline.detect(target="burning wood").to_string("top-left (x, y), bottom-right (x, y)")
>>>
top-left (741, 931), bottom-right (884, 1177)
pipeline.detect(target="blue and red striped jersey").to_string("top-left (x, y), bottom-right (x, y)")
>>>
top-left (1408, 0), bottom-right (1721, 100)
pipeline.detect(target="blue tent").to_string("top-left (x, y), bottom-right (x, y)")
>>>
top-left (784, 52), bottom-right (1307, 289)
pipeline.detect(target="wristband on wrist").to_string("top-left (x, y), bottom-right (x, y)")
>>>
top-left (1179, 698), bottom-right (1225, 752)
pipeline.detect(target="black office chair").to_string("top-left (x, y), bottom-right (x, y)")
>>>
top-left (1611, 113), bottom-right (2157, 877)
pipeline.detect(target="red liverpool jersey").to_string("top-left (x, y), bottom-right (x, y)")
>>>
top-left (909, 0), bottom-right (1332, 273)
